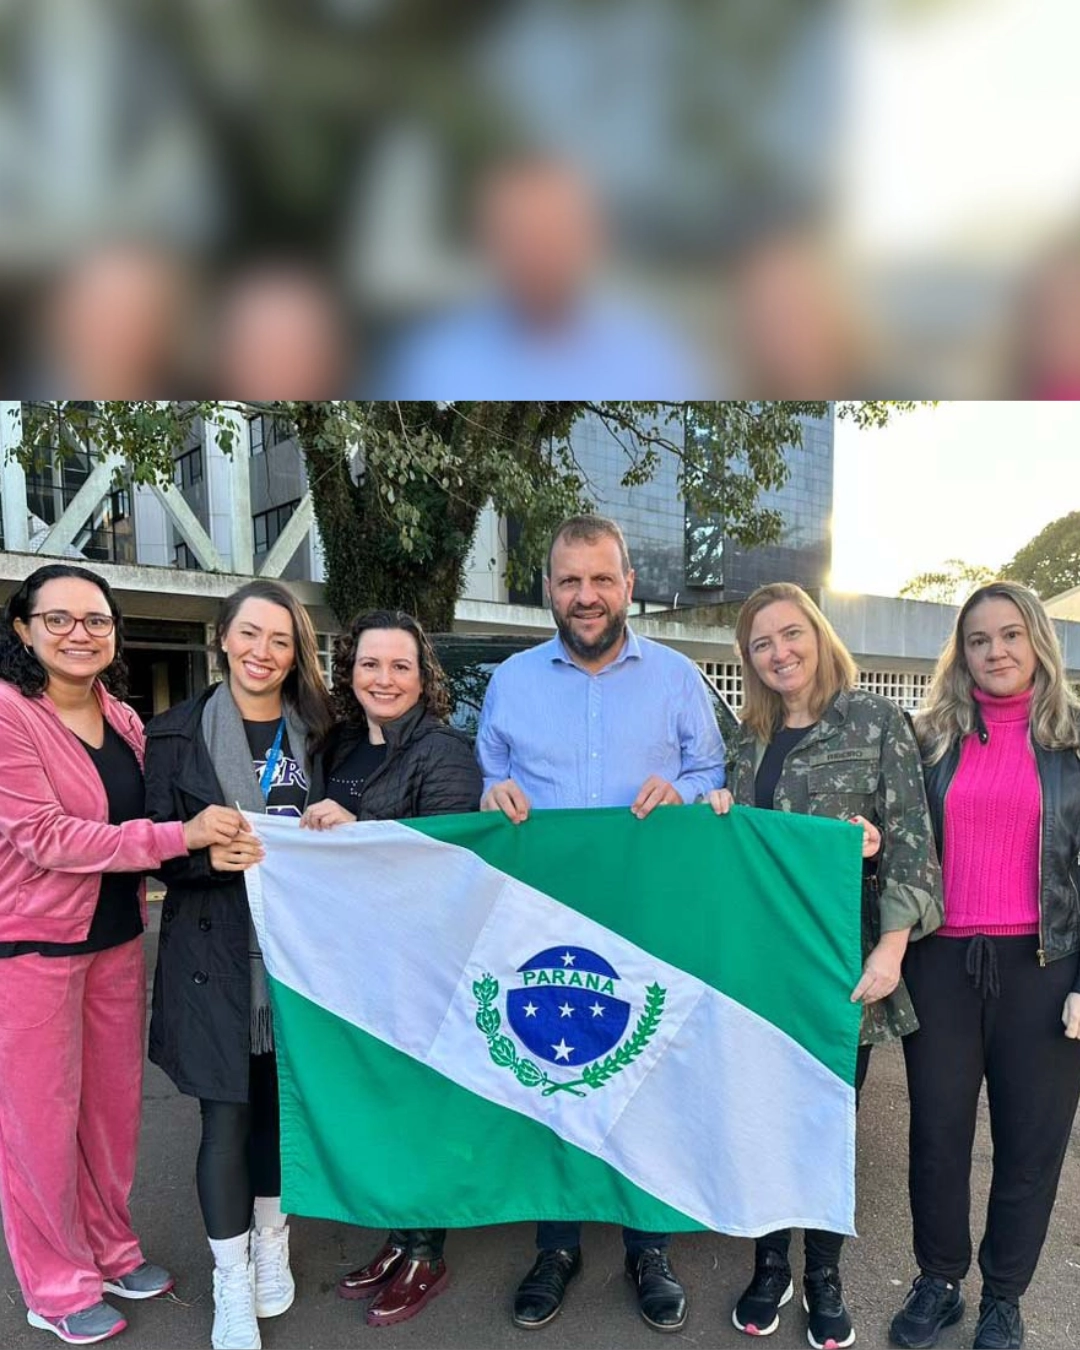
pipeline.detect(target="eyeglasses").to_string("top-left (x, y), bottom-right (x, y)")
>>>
top-left (29, 610), bottom-right (116, 637)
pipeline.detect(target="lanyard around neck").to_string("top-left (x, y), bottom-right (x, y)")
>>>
top-left (259, 716), bottom-right (287, 800)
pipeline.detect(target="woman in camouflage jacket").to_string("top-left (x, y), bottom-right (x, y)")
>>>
top-left (710, 582), bottom-right (942, 1350)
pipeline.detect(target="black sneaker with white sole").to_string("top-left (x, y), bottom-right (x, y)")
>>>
top-left (802, 1266), bottom-right (854, 1349)
top-left (732, 1248), bottom-right (793, 1337)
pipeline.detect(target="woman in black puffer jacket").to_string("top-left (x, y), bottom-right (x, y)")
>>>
top-left (300, 609), bottom-right (481, 1328)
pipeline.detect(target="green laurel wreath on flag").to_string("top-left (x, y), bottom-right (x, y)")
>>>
top-left (472, 974), bottom-right (666, 1098)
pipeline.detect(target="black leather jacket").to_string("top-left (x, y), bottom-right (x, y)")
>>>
top-left (309, 702), bottom-right (481, 823)
top-left (922, 709), bottom-right (1080, 971)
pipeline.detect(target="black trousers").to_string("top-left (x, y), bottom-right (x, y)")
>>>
top-left (536, 1222), bottom-right (669, 1257)
top-left (757, 1044), bottom-right (872, 1272)
top-left (197, 1052), bottom-right (282, 1240)
top-left (902, 935), bottom-right (1080, 1299)
top-left (384, 1228), bottom-right (447, 1261)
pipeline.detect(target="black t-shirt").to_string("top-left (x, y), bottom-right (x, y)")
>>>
top-left (326, 736), bottom-right (388, 813)
top-left (243, 719), bottom-right (308, 817)
top-left (0, 721), bottom-right (145, 959)
top-left (754, 724), bottom-right (815, 810)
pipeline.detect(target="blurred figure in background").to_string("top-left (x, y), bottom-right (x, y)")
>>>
top-left (383, 156), bottom-right (706, 397)
top-left (1010, 229), bottom-right (1080, 399)
top-left (9, 0), bottom-right (1080, 400)
top-left (34, 243), bottom-right (196, 398)
top-left (214, 260), bottom-right (355, 399)
top-left (721, 220), bottom-right (873, 397)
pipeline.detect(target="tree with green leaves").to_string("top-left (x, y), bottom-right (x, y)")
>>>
top-left (1002, 510), bottom-right (1080, 599)
top-left (11, 400), bottom-right (920, 631)
top-left (899, 559), bottom-right (996, 605)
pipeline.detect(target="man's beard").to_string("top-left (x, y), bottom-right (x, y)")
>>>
top-left (553, 603), bottom-right (627, 663)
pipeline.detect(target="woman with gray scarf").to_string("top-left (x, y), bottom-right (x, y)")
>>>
top-left (144, 580), bottom-right (332, 1350)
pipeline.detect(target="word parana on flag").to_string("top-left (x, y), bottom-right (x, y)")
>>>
top-left (245, 804), bottom-right (864, 1238)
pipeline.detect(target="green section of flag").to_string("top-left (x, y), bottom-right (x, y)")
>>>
top-left (405, 804), bottom-right (864, 1084)
top-left (271, 975), bottom-right (701, 1232)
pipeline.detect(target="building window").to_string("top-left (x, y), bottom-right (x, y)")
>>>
top-left (174, 445), bottom-right (203, 489)
top-left (316, 632), bottom-right (334, 687)
top-left (174, 540), bottom-right (201, 571)
top-left (253, 499), bottom-right (299, 555)
top-left (505, 516), bottom-right (544, 606)
top-left (697, 661), bottom-right (745, 711)
top-left (249, 414), bottom-right (295, 456)
top-left (685, 511), bottom-right (725, 589)
top-left (857, 669), bottom-right (933, 712)
top-left (24, 448), bottom-right (92, 526)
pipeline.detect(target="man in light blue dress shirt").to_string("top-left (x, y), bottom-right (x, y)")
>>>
top-left (477, 514), bottom-right (726, 1335)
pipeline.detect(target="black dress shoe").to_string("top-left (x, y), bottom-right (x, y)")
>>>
top-left (512, 1248), bottom-right (582, 1328)
top-left (625, 1247), bottom-right (688, 1332)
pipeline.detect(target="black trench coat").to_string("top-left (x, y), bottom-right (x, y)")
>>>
top-left (145, 688), bottom-right (269, 1103)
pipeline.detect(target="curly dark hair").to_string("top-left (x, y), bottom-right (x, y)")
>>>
top-left (0, 564), bottom-right (129, 699)
top-left (330, 610), bottom-right (450, 729)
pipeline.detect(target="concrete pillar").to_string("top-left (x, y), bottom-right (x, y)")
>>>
top-left (0, 401), bottom-right (30, 552)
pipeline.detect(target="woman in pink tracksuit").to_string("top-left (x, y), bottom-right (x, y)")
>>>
top-left (0, 564), bottom-right (246, 1346)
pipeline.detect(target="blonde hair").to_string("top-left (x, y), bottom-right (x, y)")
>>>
top-left (916, 580), bottom-right (1080, 763)
top-left (735, 583), bottom-right (858, 741)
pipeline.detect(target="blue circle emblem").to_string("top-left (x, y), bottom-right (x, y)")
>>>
top-left (507, 946), bottom-right (631, 1067)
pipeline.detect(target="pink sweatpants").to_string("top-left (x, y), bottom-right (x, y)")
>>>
top-left (0, 937), bottom-right (147, 1317)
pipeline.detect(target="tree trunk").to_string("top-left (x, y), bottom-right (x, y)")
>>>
top-left (295, 402), bottom-right (478, 632)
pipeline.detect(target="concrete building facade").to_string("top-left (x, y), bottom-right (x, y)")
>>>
top-left (2, 400), bottom-right (1078, 722)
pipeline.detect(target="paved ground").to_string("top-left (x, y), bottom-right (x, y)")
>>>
top-left (3, 909), bottom-right (1080, 1349)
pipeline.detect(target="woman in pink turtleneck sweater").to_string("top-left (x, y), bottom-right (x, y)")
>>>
top-left (889, 583), bottom-right (1080, 1350)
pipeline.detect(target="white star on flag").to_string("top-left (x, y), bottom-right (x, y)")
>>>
top-left (559, 1002), bottom-right (574, 1018)
top-left (561, 951), bottom-right (576, 966)
top-left (552, 1038), bottom-right (574, 1062)
top-left (523, 1002), bottom-right (538, 1017)
top-left (590, 1002), bottom-right (605, 1017)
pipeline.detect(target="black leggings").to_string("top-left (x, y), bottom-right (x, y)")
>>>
top-left (757, 1043), bottom-right (872, 1272)
top-left (902, 935), bottom-right (1080, 1298)
top-left (197, 1053), bottom-right (282, 1240)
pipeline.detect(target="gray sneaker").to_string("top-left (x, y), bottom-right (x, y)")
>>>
top-left (26, 1301), bottom-right (127, 1343)
top-left (103, 1261), bottom-right (174, 1300)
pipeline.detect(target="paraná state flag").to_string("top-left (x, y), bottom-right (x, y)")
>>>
top-left (245, 804), bottom-right (863, 1237)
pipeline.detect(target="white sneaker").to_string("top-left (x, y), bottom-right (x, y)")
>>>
top-left (252, 1225), bottom-right (295, 1319)
top-left (211, 1261), bottom-right (261, 1350)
